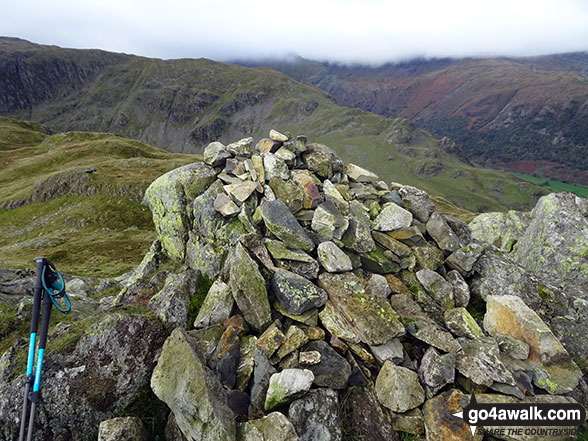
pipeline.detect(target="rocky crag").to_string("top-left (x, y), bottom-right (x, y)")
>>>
top-left (0, 130), bottom-right (587, 441)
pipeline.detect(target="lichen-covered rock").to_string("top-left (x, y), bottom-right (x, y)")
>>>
top-left (143, 162), bottom-right (217, 260)
top-left (292, 171), bottom-right (323, 209)
top-left (260, 199), bottom-right (314, 252)
top-left (311, 200), bottom-right (348, 240)
top-left (484, 295), bottom-right (582, 394)
top-left (345, 163), bottom-right (378, 182)
top-left (239, 412), bottom-right (300, 441)
top-left (204, 141), bottom-right (232, 167)
top-left (375, 362), bottom-right (425, 412)
top-left (194, 279), bottom-right (234, 329)
top-left (151, 328), bottom-right (236, 441)
top-left (264, 368), bottom-right (314, 410)
top-left (341, 218), bottom-right (376, 253)
top-left (237, 335), bottom-right (257, 391)
top-left (495, 334), bottom-right (530, 360)
top-left (271, 268), bottom-right (328, 315)
top-left (455, 337), bottom-right (515, 387)
top-left (343, 387), bottom-right (399, 441)
top-left (446, 270), bottom-right (470, 307)
top-left (444, 307), bottom-right (483, 339)
top-left (317, 241), bottom-right (353, 273)
top-left (318, 300), bottom-right (361, 343)
top-left (416, 268), bottom-right (454, 310)
top-left (423, 390), bottom-right (474, 441)
top-left (288, 389), bottom-right (342, 441)
top-left (418, 347), bottom-right (456, 397)
top-left (263, 152), bottom-right (290, 181)
top-left (226, 137), bottom-right (253, 156)
top-left (98, 417), bottom-right (148, 441)
top-left (399, 185), bottom-right (436, 223)
top-left (372, 203), bottom-right (413, 232)
top-left (318, 272), bottom-right (405, 345)
top-left (269, 176), bottom-right (304, 213)
top-left (445, 242), bottom-right (485, 276)
top-left (302, 143), bottom-right (344, 179)
top-left (227, 242), bottom-right (272, 332)
top-left (469, 210), bottom-right (531, 252)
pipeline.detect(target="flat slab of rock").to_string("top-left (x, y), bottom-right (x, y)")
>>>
top-left (271, 268), bottom-right (328, 315)
top-left (455, 336), bottom-right (515, 387)
top-left (240, 412), bottom-right (300, 441)
top-left (302, 340), bottom-right (352, 389)
top-left (317, 241), bottom-right (353, 272)
top-left (389, 294), bottom-right (461, 353)
top-left (260, 199), bottom-right (314, 252)
top-left (345, 163), bottom-right (379, 182)
top-left (151, 328), bottom-right (236, 441)
top-left (318, 272), bottom-right (405, 345)
top-left (265, 368), bottom-right (314, 410)
top-left (426, 211), bottom-right (462, 253)
top-left (372, 203), bottom-right (413, 232)
top-left (484, 295), bottom-right (582, 394)
top-left (289, 389), bottom-right (342, 441)
top-left (375, 362), bottom-right (425, 413)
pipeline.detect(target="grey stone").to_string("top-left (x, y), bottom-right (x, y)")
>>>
top-left (387, 226), bottom-right (427, 247)
top-left (311, 200), bottom-right (348, 240)
top-left (495, 334), bottom-right (530, 360)
top-left (372, 231), bottom-right (412, 257)
top-left (418, 347), bottom-right (456, 396)
top-left (425, 211), bottom-right (462, 253)
top-left (469, 210), bottom-right (531, 252)
top-left (317, 241), bottom-right (353, 272)
top-left (270, 129), bottom-right (289, 142)
top-left (227, 242), bottom-right (272, 332)
top-left (147, 271), bottom-right (199, 331)
top-left (276, 325), bottom-right (310, 360)
top-left (345, 163), bottom-right (379, 182)
top-left (322, 179), bottom-right (349, 213)
top-left (151, 328), bottom-right (236, 441)
top-left (265, 369), bottom-right (314, 410)
top-left (369, 338), bottom-right (404, 364)
top-left (416, 268), bottom-right (454, 310)
top-left (360, 246), bottom-right (401, 274)
top-left (390, 408), bottom-right (424, 436)
top-left (318, 300), bottom-right (361, 343)
top-left (375, 362), bottom-right (425, 412)
top-left (446, 270), bottom-right (470, 307)
top-left (366, 274), bottom-right (392, 298)
top-left (226, 137), bottom-right (253, 156)
top-left (260, 199), bottom-right (314, 252)
top-left (289, 389), bottom-right (342, 441)
top-left (343, 387), bottom-right (399, 441)
top-left (214, 193), bottom-right (240, 216)
top-left (299, 351), bottom-right (322, 366)
top-left (268, 176), bottom-right (304, 213)
top-left (210, 326), bottom-right (240, 389)
top-left (237, 335), bottom-right (257, 391)
top-left (444, 307), bottom-right (483, 339)
top-left (224, 181), bottom-right (257, 204)
top-left (302, 143), bottom-right (344, 179)
top-left (240, 412), bottom-right (300, 441)
top-left (341, 218), bottom-right (376, 253)
top-left (186, 232), bottom-right (222, 280)
top-left (445, 242), bottom-right (485, 276)
top-left (263, 153), bottom-right (290, 181)
top-left (204, 141), bottom-right (232, 166)
top-left (271, 268), bottom-right (328, 314)
top-left (265, 239), bottom-right (316, 263)
top-left (98, 417), bottom-right (148, 441)
top-left (372, 203), bottom-right (413, 231)
top-left (302, 340), bottom-right (352, 389)
top-left (249, 349), bottom-right (277, 417)
top-left (399, 185), bottom-right (436, 223)
top-left (456, 337), bottom-right (516, 387)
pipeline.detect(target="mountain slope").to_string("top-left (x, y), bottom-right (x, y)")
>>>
top-left (0, 38), bottom-right (549, 212)
top-left (240, 54), bottom-right (588, 185)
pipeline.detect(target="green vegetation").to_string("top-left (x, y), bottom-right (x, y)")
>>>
top-left (117, 383), bottom-right (169, 440)
top-left (512, 172), bottom-right (588, 199)
top-left (187, 275), bottom-right (213, 329)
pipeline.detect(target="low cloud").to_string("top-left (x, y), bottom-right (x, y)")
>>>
top-left (2, 0), bottom-right (588, 64)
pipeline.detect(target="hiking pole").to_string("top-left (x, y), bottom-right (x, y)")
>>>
top-left (19, 257), bottom-right (70, 441)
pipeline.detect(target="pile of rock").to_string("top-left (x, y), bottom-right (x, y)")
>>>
top-left (136, 130), bottom-right (585, 441)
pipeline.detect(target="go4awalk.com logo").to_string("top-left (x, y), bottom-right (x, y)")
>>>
top-left (452, 394), bottom-right (586, 438)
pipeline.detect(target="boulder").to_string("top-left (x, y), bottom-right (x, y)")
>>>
top-left (345, 163), bottom-right (378, 182)
top-left (455, 337), bottom-right (515, 387)
top-left (469, 210), bottom-right (531, 252)
top-left (317, 241), bottom-right (353, 273)
top-left (398, 185), bottom-right (436, 223)
top-left (151, 328), bottom-right (236, 441)
top-left (239, 412), bottom-right (300, 441)
top-left (416, 268), bottom-right (454, 310)
top-left (375, 362), bottom-right (425, 412)
top-left (260, 199), bottom-right (314, 252)
top-left (204, 141), bottom-right (232, 167)
top-left (226, 137), bottom-right (253, 156)
top-left (263, 153), bottom-right (290, 181)
top-left (302, 143), bottom-right (344, 179)
top-left (271, 268), bottom-right (328, 315)
top-left (288, 389), bottom-right (342, 441)
top-left (426, 211), bottom-right (462, 253)
top-left (372, 203), bottom-right (413, 232)
top-left (302, 340), bottom-right (352, 389)
top-left (98, 417), bottom-right (148, 441)
top-left (147, 271), bottom-right (200, 331)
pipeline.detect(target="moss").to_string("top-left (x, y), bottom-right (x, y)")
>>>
top-left (409, 284), bottom-right (420, 294)
top-left (467, 295), bottom-right (486, 321)
top-left (264, 381), bottom-right (288, 410)
top-left (117, 382), bottom-right (169, 440)
top-left (186, 275), bottom-right (213, 329)
top-left (399, 433), bottom-right (418, 441)
top-left (536, 377), bottom-right (558, 394)
top-left (0, 303), bottom-right (20, 339)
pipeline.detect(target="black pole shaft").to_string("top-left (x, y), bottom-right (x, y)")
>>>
top-left (19, 258), bottom-right (45, 441)
top-left (26, 293), bottom-right (52, 441)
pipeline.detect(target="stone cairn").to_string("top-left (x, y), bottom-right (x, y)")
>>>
top-left (134, 130), bottom-right (583, 441)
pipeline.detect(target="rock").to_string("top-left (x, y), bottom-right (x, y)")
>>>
top-left (237, 335), bottom-right (257, 391)
top-left (143, 162), bottom-right (217, 260)
top-left (278, 260), bottom-right (320, 280)
top-left (444, 307), bottom-right (483, 339)
top-left (418, 347), bottom-right (456, 396)
top-left (350, 182), bottom-right (379, 200)
top-left (276, 325), bottom-right (310, 360)
top-left (372, 231), bottom-right (412, 257)
top-left (317, 241), bottom-right (353, 272)
top-left (391, 408), bottom-right (425, 436)
top-left (322, 179), bottom-right (348, 213)
top-left (343, 387), bottom-right (399, 441)
top-left (318, 272), bottom-right (405, 345)
top-left (204, 141), bottom-right (232, 166)
top-left (426, 211), bottom-right (462, 253)
top-left (147, 271), bottom-right (199, 331)
top-left (514, 193), bottom-right (588, 291)
top-left (270, 129), bottom-right (289, 142)
top-left (227, 242), bottom-right (272, 332)
top-left (302, 340), bottom-right (352, 389)
top-left (387, 226), bottom-right (427, 247)
top-left (399, 185), bottom-right (436, 223)
top-left (416, 268), bottom-right (454, 310)
top-left (249, 349), bottom-right (277, 417)
top-left (311, 200), bottom-right (348, 240)
top-left (165, 414), bottom-right (189, 441)
top-left (446, 242), bottom-right (485, 276)
top-left (413, 243), bottom-right (446, 271)
top-left (375, 362), bottom-right (425, 412)
top-left (303, 143), bottom-right (344, 179)
top-left (366, 274), bottom-right (392, 298)
top-left (210, 326), bottom-right (241, 389)
top-left (318, 300), bottom-right (361, 343)
top-left (275, 147), bottom-right (296, 164)
top-left (215, 192), bottom-right (241, 216)
top-left (264, 368), bottom-right (314, 410)
top-left (345, 163), bottom-right (379, 182)
top-left (469, 210), bottom-right (531, 252)
top-left (446, 270), bottom-right (470, 307)
top-left (194, 279), bottom-right (234, 329)
top-left (484, 295), bottom-right (582, 393)
top-left (186, 234), bottom-right (222, 280)
top-left (360, 246), bottom-right (401, 274)
top-left (269, 176), bottom-right (304, 213)
top-left (423, 390), bottom-right (474, 441)
top-left (226, 389), bottom-right (250, 418)
top-left (273, 301), bottom-right (318, 326)
top-left (291, 171), bottom-right (323, 209)
top-left (226, 137), bottom-right (253, 156)
top-left (98, 417), bottom-right (148, 441)
top-left (189, 324), bottom-right (225, 362)
top-left (289, 389), bottom-right (342, 441)
top-left (263, 153), bottom-right (290, 181)
top-left (369, 338), bottom-right (404, 365)
top-left (271, 268), bottom-right (328, 314)
top-left (256, 320), bottom-right (286, 359)
top-left (341, 218), bottom-right (376, 253)
top-left (256, 138), bottom-right (282, 154)
top-left (265, 239), bottom-right (316, 264)
top-left (372, 203), bottom-right (413, 231)
top-left (495, 334), bottom-right (530, 360)
top-left (299, 351), bottom-right (321, 366)
top-left (389, 294), bottom-right (461, 353)
top-left (260, 199), bottom-right (314, 252)
top-left (240, 412), bottom-right (300, 441)
top-left (151, 328), bottom-right (236, 441)
top-left (192, 179), bottom-right (225, 241)
top-left (224, 181), bottom-right (257, 205)
top-left (455, 337), bottom-right (515, 387)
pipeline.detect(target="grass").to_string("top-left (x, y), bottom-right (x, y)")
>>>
top-left (512, 172), bottom-right (588, 199)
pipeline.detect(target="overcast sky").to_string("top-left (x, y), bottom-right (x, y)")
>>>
top-left (2, 0), bottom-right (588, 64)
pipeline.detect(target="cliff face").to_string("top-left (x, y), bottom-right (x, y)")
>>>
top-left (0, 37), bottom-right (131, 117)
